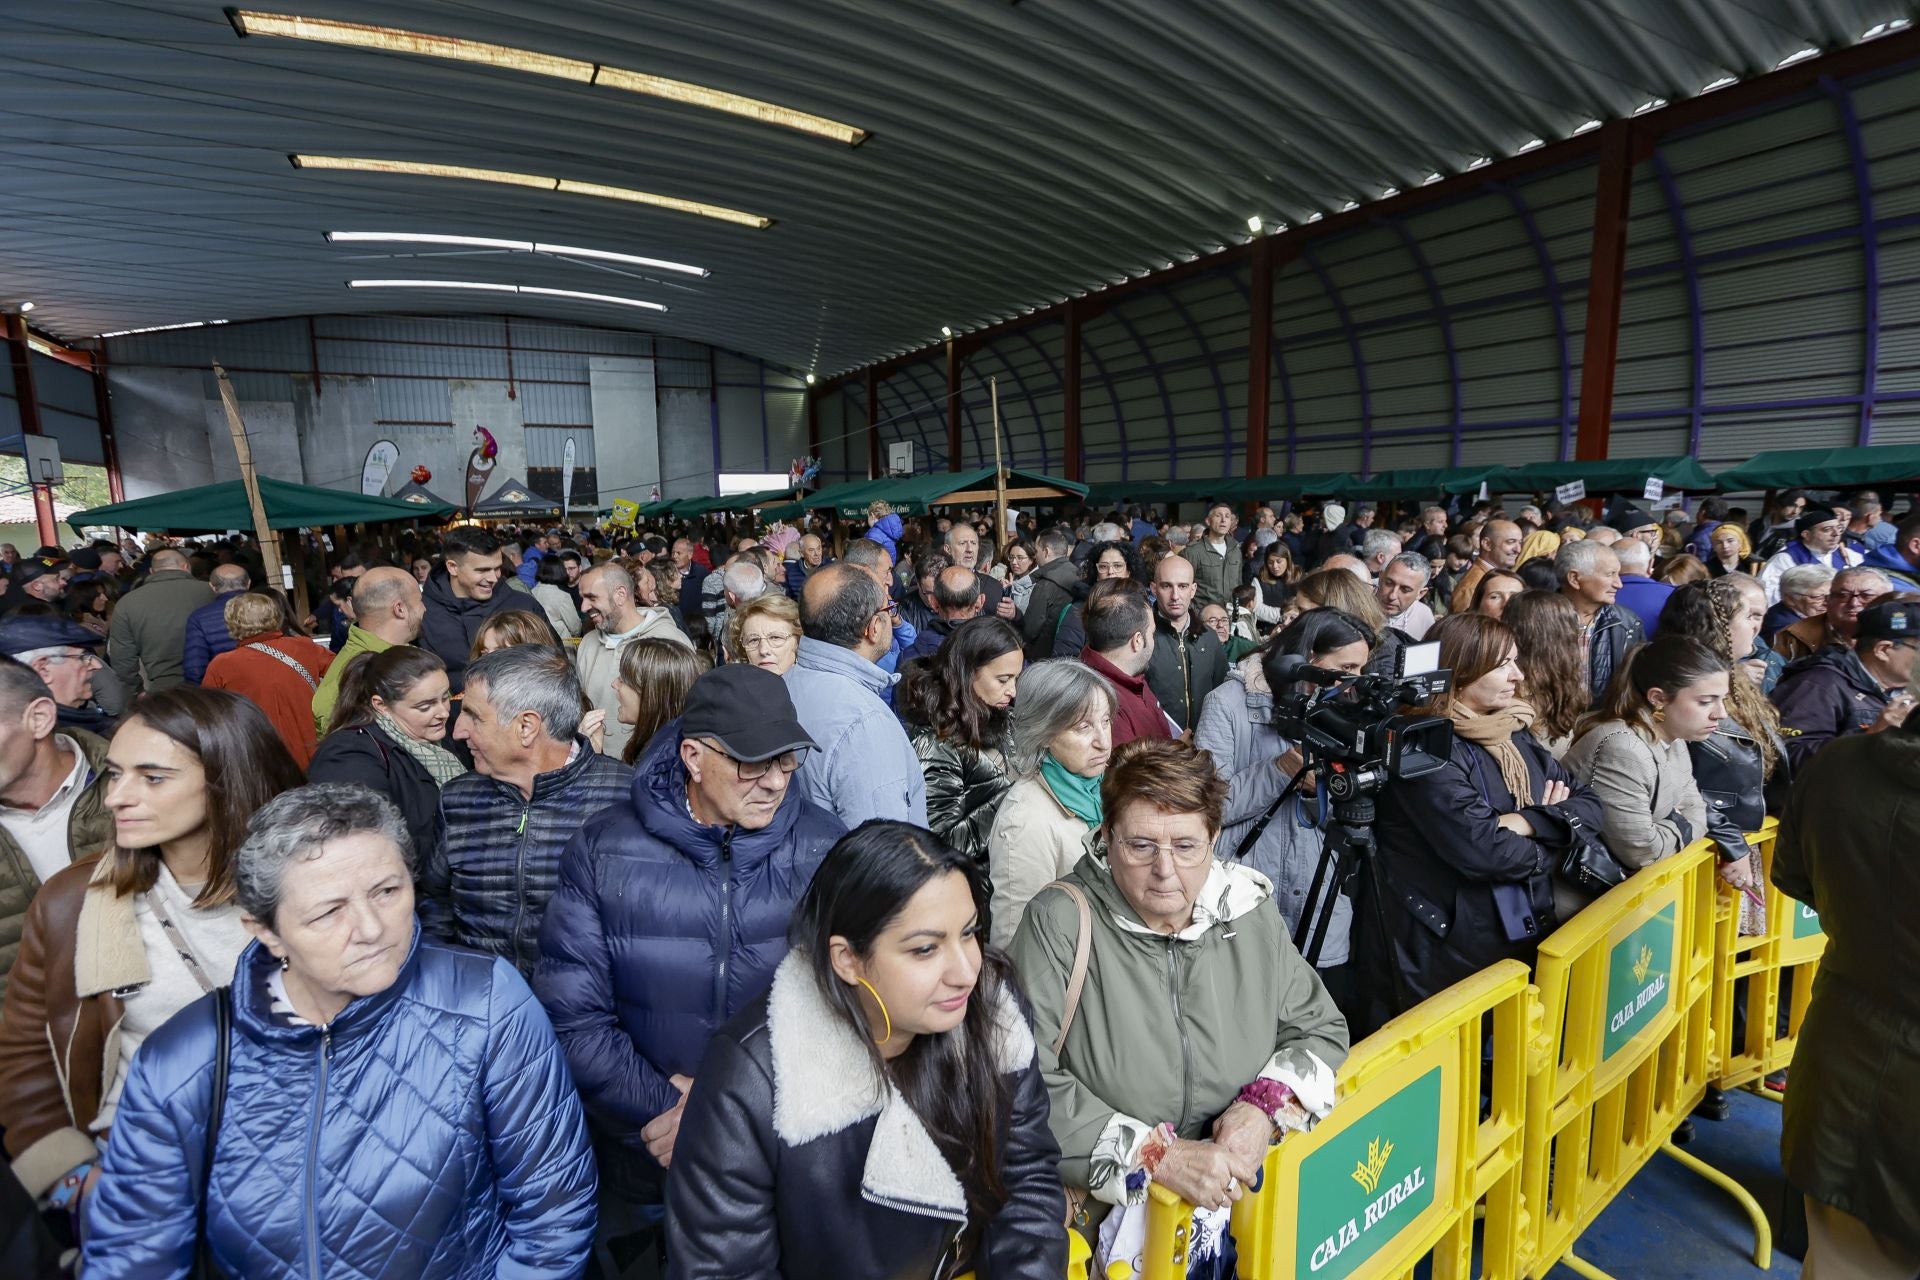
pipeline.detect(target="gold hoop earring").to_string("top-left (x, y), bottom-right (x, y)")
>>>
top-left (1653, 707), bottom-right (1667, 723)
top-left (856, 978), bottom-right (892, 1044)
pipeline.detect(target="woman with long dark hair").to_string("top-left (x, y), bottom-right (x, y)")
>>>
top-left (900, 617), bottom-right (1024, 909)
top-left (1502, 591), bottom-right (1587, 756)
top-left (0, 688), bottom-right (301, 1227)
top-left (666, 821), bottom-right (1066, 1279)
top-left (307, 646), bottom-right (461, 857)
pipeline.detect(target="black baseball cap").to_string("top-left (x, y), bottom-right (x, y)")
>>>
top-left (680, 664), bottom-right (816, 762)
top-left (0, 614), bottom-right (104, 657)
top-left (1855, 600), bottom-right (1920, 645)
top-left (11, 556), bottom-right (66, 586)
top-left (1795, 506), bottom-right (1841, 532)
top-left (67, 547), bottom-right (103, 571)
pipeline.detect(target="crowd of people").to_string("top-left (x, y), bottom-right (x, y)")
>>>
top-left (0, 481), bottom-right (1913, 1278)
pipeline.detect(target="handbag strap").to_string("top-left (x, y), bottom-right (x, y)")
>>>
top-left (1231, 760), bottom-right (1310, 862)
top-left (1043, 881), bottom-right (1093, 1058)
top-left (245, 639), bottom-right (320, 690)
top-left (197, 985), bottom-right (231, 1278)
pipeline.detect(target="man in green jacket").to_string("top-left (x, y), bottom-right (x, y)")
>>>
top-left (1773, 646), bottom-right (1920, 1276)
top-left (311, 567), bottom-right (425, 733)
top-left (0, 659), bottom-right (114, 1000)
top-left (1181, 502), bottom-right (1244, 609)
top-left (106, 547), bottom-right (210, 692)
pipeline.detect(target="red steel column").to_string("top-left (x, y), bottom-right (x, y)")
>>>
top-left (1245, 238), bottom-right (1275, 480)
top-left (865, 368), bottom-right (881, 479)
top-left (1062, 302), bottom-right (1083, 481)
top-left (945, 336), bottom-right (962, 471)
top-left (1575, 122), bottom-right (1635, 461)
top-left (4, 315), bottom-right (59, 548)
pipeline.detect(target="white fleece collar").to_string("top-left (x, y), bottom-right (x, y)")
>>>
top-left (765, 952), bottom-right (1034, 1224)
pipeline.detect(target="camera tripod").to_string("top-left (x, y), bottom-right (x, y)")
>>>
top-left (1291, 784), bottom-right (1415, 1024)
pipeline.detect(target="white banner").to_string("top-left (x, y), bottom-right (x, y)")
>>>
top-left (1554, 479), bottom-right (1586, 505)
top-left (561, 436), bottom-right (577, 513)
top-left (360, 440), bottom-right (400, 496)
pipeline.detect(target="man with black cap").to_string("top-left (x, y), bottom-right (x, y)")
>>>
top-left (1772, 600), bottom-right (1919, 769)
top-left (534, 663), bottom-right (845, 1261)
top-left (0, 613), bottom-right (115, 735)
top-left (4, 555), bottom-right (68, 614)
top-left (1759, 505), bottom-right (1862, 606)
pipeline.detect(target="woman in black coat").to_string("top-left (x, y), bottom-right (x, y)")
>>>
top-left (900, 618), bottom-right (1023, 912)
top-left (306, 646), bottom-right (464, 857)
top-left (1364, 614), bottom-right (1605, 1032)
top-left (666, 822), bottom-right (1066, 1280)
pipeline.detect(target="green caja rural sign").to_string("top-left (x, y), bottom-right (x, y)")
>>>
top-left (1294, 1066), bottom-right (1442, 1279)
top-left (1604, 902), bottom-right (1675, 1060)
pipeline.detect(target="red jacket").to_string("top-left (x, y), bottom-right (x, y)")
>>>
top-left (1080, 648), bottom-right (1173, 745)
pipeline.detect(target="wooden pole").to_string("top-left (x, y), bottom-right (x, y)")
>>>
top-left (990, 377), bottom-right (1009, 555)
top-left (213, 361), bottom-right (287, 595)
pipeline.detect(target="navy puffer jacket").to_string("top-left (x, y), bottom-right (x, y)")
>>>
top-left (534, 723), bottom-right (845, 1158)
top-left (82, 930), bottom-right (597, 1278)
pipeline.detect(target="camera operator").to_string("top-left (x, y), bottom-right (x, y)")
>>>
top-left (1362, 613), bottom-right (1604, 1033)
top-left (1194, 610), bottom-right (1375, 1019)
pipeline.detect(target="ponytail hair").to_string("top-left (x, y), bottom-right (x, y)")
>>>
top-left (1578, 633), bottom-right (1728, 743)
top-left (1657, 576), bottom-right (1782, 776)
top-left (327, 646), bottom-right (448, 736)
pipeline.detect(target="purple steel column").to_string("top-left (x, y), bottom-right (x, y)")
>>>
top-left (1062, 303), bottom-right (1083, 481)
top-left (1299, 244), bottom-right (1374, 473)
top-left (1159, 279), bottom-right (1234, 476)
top-left (1106, 302), bottom-right (1179, 478)
top-left (945, 337), bottom-right (962, 471)
top-left (864, 369), bottom-right (881, 479)
top-left (1498, 182), bottom-right (1575, 462)
top-left (979, 341), bottom-right (1050, 472)
top-left (707, 348), bottom-right (722, 478)
top-left (1650, 150), bottom-right (1706, 457)
top-left (1826, 76), bottom-right (1879, 446)
top-left (1388, 218), bottom-right (1464, 466)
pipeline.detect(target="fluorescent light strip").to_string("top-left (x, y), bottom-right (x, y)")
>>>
top-left (292, 156), bottom-right (770, 229)
top-left (347, 279), bottom-right (667, 311)
top-left (96, 319), bottom-right (230, 338)
top-left (230, 11), bottom-right (868, 146)
top-left (325, 231), bottom-right (709, 276)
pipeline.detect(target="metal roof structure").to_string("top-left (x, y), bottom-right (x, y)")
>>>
top-left (1, 1), bottom-right (1910, 377)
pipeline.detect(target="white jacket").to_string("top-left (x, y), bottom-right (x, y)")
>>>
top-left (985, 774), bottom-right (1093, 948)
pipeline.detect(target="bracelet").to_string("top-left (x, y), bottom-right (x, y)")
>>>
top-left (46, 1160), bottom-right (93, 1213)
top-left (1236, 1077), bottom-right (1297, 1126)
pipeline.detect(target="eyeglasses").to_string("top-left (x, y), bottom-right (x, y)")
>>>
top-left (1831, 590), bottom-right (1881, 604)
top-left (698, 739), bottom-right (809, 781)
top-left (739, 631), bottom-right (796, 653)
top-left (1110, 835), bottom-right (1212, 868)
top-left (41, 650), bottom-right (102, 668)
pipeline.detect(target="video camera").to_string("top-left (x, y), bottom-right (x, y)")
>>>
top-left (1265, 641), bottom-right (1456, 798)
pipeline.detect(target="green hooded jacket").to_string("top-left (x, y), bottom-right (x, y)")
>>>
top-left (1007, 850), bottom-right (1348, 1209)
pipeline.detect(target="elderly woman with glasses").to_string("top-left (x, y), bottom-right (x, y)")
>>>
top-left (81, 783), bottom-right (598, 1278)
top-left (727, 594), bottom-right (802, 676)
top-left (1008, 736), bottom-right (1348, 1269)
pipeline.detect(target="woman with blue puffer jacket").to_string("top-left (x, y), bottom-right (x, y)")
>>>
top-left (82, 783), bottom-right (597, 1279)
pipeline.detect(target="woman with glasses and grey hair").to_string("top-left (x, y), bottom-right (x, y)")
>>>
top-left (984, 659), bottom-right (1115, 947)
top-left (1007, 737), bottom-right (1347, 1272)
top-left (80, 782), bottom-right (598, 1279)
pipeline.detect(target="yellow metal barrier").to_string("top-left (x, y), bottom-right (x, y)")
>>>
top-left (1128, 959), bottom-right (1535, 1280)
top-left (1708, 817), bottom-right (1826, 1094)
top-left (954, 1223), bottom-right (1090, 1280)
top-left (1517, 842), bottom-right (1771, 1278)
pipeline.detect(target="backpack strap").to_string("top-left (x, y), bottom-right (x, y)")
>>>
top-left (1043, 880), bottom-right (1093, 1058)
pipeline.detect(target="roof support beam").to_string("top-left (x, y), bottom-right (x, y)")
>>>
top-left (865, 368), bottom-right (881, 480)
top-left (1062, 301), bottom-right (1083, 483)
top-left (92, 345), bottom-right (125, 503)
top-left (1244, 239), bottom-right (1274, 482)
top-left (1574, 122), bottom-right (1635, 462)
top-left (4, 314), bottom-right (59, 548)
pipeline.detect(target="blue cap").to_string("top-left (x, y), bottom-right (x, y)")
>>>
top-left (0, 614), bottom-right (105, 657)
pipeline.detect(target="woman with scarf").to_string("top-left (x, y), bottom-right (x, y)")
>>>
top-left (985, 660), bottom-right (1115, 946)
top-left (1364, 613), bottom-right (1605, 1031)
top-left (307, 646), bottom-right (464, 859)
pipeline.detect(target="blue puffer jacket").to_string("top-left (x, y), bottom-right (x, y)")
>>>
top-left (83, 930), bottom-right (597, 1279)
top-left (533, 723), bottom-right (844, 1159)
top-left (422, 737), bottom-right (633, 977)
top-left (180, 593), bottom-right (239, 684)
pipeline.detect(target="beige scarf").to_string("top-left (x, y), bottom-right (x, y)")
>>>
top-left (1447, 699), bottom-right (1538, 808)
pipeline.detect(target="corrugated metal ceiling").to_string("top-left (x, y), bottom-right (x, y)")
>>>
top-left (0, 0), bottom-right (1907, 374)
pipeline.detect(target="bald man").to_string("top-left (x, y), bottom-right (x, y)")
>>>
top-left (107, 547), bottom-right (211, 692)
top-left (312, 567), bottom-right (425, 733)
top-left (183, 564), bottom-right (252, 684)
top-left (1449, 519), bottom-right (1524, 614)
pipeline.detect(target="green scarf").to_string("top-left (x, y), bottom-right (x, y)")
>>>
top-left (1040, 752), bottom-right (1103, 827)
top-left (375, 712), bottom-right (469, 786)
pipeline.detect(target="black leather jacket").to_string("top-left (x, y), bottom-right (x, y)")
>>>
top-left (665, 958), bottom-right (1067, 1280)
top-left (1687, 717), bottom-right (1791, 862)
top-left (908, 726), bottom-right (1013, 906)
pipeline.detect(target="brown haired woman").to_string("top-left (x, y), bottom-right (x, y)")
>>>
top-left (0, 687), bottom-right (301, 1228)
top-left (1502, 591), bottom-right (1588, 756)
top-left (201, 590), bottom-right (336, 767)
top-left (1007, 736), bottom-right (1348, 1267)
top-left (612, 636), bottom-right (705, 765)
top-left (307, 645), bottom-right (463, 856)
top-left (1366, 614), bottom-right (1605, 1028)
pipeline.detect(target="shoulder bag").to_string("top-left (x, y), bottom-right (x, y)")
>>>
top-left (196, 985), bottom-right (232, 1279)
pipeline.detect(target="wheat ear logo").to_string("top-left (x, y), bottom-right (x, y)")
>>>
top-left (1632, 944), bottom-right (1655, 985)
top-left (1350, 1137), bottom-right (1394, 1194)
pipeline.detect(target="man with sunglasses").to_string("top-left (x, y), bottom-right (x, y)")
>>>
top-left (535, 663), bottom-right (844, 1269)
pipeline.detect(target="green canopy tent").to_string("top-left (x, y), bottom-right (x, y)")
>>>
top-left (1485, 457), bottom-right (1717, 495)
top-left (709, 487), bottom-right (797, 514)
top-left (758, 478), bottom-right (895, 524)
top-left (1713, 445), bottom-right (1920, 491)
top-left (850, 467), bottom-right (1088, 517)
top-left (472, 477), bottom-right (561, 520)
top-left (388, 479), bottom-right (460, 510)
top-left (68, 474), bottom-right (459, 536)
top-left (1340, 467), bottom-right (1498, 501)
